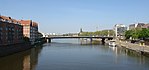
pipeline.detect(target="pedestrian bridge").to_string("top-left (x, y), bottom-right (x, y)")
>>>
top-left (43, 36), bottom-right (114, 44)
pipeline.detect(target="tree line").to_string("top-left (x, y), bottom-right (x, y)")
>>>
top-left (79, 30), bottom-right (115, 36)
top-left (125, 28), bottom-right (149, 40)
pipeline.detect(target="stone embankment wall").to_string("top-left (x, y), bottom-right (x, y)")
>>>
top-left (0, 39), bottom-right (46, 57)
top-left (116, 40), bottom-right (149, 57)
top-left (0, 43), bottom-right (31, 57)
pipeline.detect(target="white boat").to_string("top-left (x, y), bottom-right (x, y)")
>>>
top-left (109, 40), bottom-right (116, 47)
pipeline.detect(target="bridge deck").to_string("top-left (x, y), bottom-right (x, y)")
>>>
top-left (46, 36), bottom-right (114, 39)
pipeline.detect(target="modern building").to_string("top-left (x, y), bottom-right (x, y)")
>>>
top-left (114, 24), bottom-right (127, 37)
top-left (19, 20), bottom-right (38, 44)
top-left (129, 23), bottom-right (145, 30)
top-left (0, 16), bottom-right (23, 46)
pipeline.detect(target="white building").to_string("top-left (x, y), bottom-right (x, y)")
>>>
top-left (41, 33), bottom-right (49, 37)
top-left (114, 24), bottom-right (127, 37)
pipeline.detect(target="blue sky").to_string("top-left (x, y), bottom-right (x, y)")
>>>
top-left (0, 0), bottom-right (149, 34)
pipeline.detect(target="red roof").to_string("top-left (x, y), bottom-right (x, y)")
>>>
top-left (19, 20), bottom-right (32, 26)
top-left (0, 16), bottom-right (12, 21)
top-left (0, 16), bottom-right (21, 24)
top-left (12, 19), bottom-right (19, 23)
top-left (0, 15), bottom-right (38, 27)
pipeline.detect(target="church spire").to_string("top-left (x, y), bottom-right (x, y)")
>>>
top-left (80, 28), bottom-right (83, 33)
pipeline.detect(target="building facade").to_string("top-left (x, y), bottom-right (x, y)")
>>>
top-left (114, 24), bottom-right (127, 37)
top-left (142, 23), bottom-right (149, 29)
top-left (0, 16), bottom-right (23, 46)
top-left (129, 23), bottom-right (145, 30)
top-left (32, 22), bottom-right (38, 41)
top-left (19, 20), bottom-right (38, 44)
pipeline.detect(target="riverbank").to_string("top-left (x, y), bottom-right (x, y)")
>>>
top-left (116, 40), bottom-right (149, 57)
top-left (86, 39), bottom-right (149, 57)
top-left (0, 40), bottom-right (46, 57)
top-left (0, 42), bottom-right (32, 57)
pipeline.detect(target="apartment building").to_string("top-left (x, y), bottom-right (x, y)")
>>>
top-left (129, 23), bottom-right (145, 30)
top-left (19, 20), bottom-right (38, 44)
top-left (0, 16), bottom-right (23, 46)
top-left (114, 24), bottom-right (127, 37)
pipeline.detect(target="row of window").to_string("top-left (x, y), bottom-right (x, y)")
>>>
top-left (0, 19), bottom-right (21, 25)
top-left (0, 27), bottom-right (21, 31)
top-left (0, 36), bottom-right (23, 40)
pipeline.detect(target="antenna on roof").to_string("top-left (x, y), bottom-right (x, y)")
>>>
top-left (21, 17), bottom-right (23, 20)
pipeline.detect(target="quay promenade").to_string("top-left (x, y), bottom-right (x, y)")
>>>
top-left (116, 40), bottom-right (149, 56)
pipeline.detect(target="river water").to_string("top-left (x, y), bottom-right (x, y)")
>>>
top-left (0, 39), bottom-right (149, 70)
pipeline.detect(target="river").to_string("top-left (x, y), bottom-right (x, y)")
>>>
top-left (0, 39), bottom-right (149, 70)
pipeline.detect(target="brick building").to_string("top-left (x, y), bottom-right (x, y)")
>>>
top-left (32, 22), bottom-right (38, 41)
top-left (19, 20), bottom-right (38, 44)
top-left (0, 16), bottom-right (23, 46)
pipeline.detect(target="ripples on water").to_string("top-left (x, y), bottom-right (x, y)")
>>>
top-left (0, 39), bottom-right (149, 70)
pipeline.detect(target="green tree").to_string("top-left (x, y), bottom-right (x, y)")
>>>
top-left (109, 30), bottom-right (115, 36)
top-left (125, 28), bottom-right (149, 40)
top-left (80, 30), bottom-right (115, 36)
top-left (125, 30), bottom-right (133, 39)
top-left (125, 29), bottom-right (140, 39)
top-left (139, 28), bottom-right (149, 39)
top-left (132, 29), bottom-right (139, 39)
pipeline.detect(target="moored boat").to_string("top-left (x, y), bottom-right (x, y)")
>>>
top-left (109, 40), bottom-right (116, 47)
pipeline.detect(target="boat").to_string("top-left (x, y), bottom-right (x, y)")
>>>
top-left (108, 40), bottom-right (116, 47)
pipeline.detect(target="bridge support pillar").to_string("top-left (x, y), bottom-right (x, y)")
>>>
top-left (108, 38), bottom-right (113, 40)
top-left (90, 38), bottom-right (93, 44)
top-left (101, 38), bottom-right (105, 44)
top-left (47, 38), bottom-right (51, 43)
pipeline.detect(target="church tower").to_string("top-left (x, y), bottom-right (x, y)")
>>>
top-left (78, 28), bottom-right (83, 36)
top-left (80, 28), bottom-right (83, 33)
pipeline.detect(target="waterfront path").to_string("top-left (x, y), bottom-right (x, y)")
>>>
top-left (116, 40), bottom-right (149, 54)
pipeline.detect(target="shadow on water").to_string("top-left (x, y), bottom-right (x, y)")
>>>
top-left (0, 45), bottom-right (43, 70)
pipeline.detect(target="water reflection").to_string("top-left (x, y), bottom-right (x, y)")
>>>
top-left (0, 39), bottom-right (149, 70)
top-left (108, 46), bottom-right (149, 66)
top-left (0, 45), bottom-right (43, 70)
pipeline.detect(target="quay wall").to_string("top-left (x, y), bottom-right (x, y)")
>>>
top-left (116, 40), bottom-right (149, 57)
top-left (0, 42), bottom-right (32, 57)
top-left (0, 39), bottom-right (46, 57)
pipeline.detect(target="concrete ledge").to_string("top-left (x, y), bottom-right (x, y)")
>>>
top-left (117, 41), bottom-right (149, 57)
